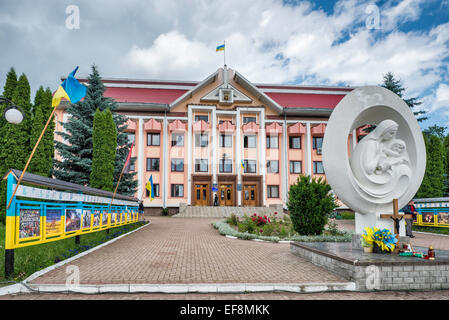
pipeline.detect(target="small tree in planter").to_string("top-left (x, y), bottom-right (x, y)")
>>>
top-left (288, 175), bottom-right (337, 236)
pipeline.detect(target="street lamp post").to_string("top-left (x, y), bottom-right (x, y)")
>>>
top-left (0, 96), bottom-right (25, 124)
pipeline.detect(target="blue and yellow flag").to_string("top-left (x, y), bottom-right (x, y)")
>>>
top-left (146, 175), bottom-right (154, 201)
top-left (241, 160), bottom-right (245, 170)
top-left (52, 66), bottom-right (87, 107)
top-left (216, 44), bottom-right (225, 52)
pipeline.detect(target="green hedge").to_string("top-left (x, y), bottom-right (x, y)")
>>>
top-left (212, 220), bottom-right (352, 243)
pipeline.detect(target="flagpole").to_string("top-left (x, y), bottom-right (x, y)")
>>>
top-left (6, 106), bottom-right (59, 209)
top-left (108, 163), bottom-right (126, 211)
top-left (224, 40), bottom-right (226, 66)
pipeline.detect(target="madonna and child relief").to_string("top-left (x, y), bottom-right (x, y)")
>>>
top-left (349, 119), bottom-right (411, 203)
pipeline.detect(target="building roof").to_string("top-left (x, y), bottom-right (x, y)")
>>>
top-left (70, 68), bottom-right (356, 115)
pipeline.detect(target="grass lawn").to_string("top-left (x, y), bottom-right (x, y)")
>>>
top-left (0, 221), bottom-right (147, 283)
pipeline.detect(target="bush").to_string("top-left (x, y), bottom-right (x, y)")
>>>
top-left (161, 207), bottom-right (169, 216)
top-left (288, 175), bottom-right (337, 236)
top-left (340, 211), bottom-right (355, 220)
top-left (226, 213), bottom-right (239, 226)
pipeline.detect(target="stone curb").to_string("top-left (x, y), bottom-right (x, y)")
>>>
top-left (0, 221), bottom-right (151, 297)
top-left (7, 282), bottom-right (356, 295)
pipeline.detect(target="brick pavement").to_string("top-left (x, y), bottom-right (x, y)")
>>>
top-left (335, 219), bottom-right (449, 250)
top-left (2, 290), bottom-right (449, 300)
top-left (28, 217), bottom-right (346, 285)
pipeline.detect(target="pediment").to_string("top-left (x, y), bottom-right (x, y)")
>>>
top-left (201, 84), bottom-right (252, 104)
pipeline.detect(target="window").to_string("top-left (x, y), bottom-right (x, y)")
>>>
top-left (127, 133), bottom-right (135, 144)
top-left (146, 184), bottom-right (160, 198)
top-left (171, 133), bottom-right (184, 147)
top-left (267, 185), bottom-right (279, 198)
top-left (243, 135), bottom-right (257, 148)
top-left (147, 133), bottom-right (160, 146)
top-left (195, 159), bottom-right (208, 172)
top-left (195, 115), bottom-right (208, 122)
top-left (171, 158), bottom-right (184, 172)
top-left (312, 136), bottom-right (323, 150)
top-left (289, 161), bottom-right (302, 174)
top-left (195, 133), bottom-right (209, 147)
top-left (219, 159), bottom-right (233, 173)
top-left (266, 135), bottom-right (278, 149)
top-left (146, 158), bottom-right (160, 171)
top-left (243, 116), bottom-right (256, 124)
top-left (313, 161), bottom-right (324, 174)
top-left (219, 134), bottom-right (232, 148)
top-left (171, 184), bottom-right (184, 197)
top-left (289, 136), bottom-right (301, 149)
top-left (244, 160), bottom-right (257, 173)
top-left (266, 160), bottom-right (279, 173)
top-left (129, 157), bottom-right (136, 172)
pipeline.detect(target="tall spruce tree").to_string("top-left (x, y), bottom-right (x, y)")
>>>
top-left (53, 65), bottom-right (137, 195)
top-left (417, 134), bottom-right (445, 198)
top-left (90, 108), bottom-right (117, 191)
top-left (381, 72), bottom-right (427, 122)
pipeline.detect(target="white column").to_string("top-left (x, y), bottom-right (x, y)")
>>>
top-left (306, 122), bottom-right (312, 176)
top-left (187, 106), bottom-right (193, 205)
top-left (236, 111), bottom-right (242, 206)
top-left (211, 107), bottom-right (217, 191)
top-left (282, 119), bottom-right (288, 205)
top-left (260, 109), bottom-right (266, 206)
top-left (138, 118), bottom-right (144, 200)
top-left (163, 115), bottom-right (168, 208)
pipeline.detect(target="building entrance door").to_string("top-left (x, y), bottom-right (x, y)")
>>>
top-left (194, 184), bottom-right (209, 206)
top-left (219, 184), bottom-right (233, 206)
top-left (243, 184), bottom-right (257, 206)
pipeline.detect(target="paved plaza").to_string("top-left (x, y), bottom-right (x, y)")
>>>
top-left (28, 217), bottom-right (346, 285)
top-left (2, 217), bottom-right (449, 300)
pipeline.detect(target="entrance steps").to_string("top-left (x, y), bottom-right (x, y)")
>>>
top-left (173, 205), bottom-right (283, 218)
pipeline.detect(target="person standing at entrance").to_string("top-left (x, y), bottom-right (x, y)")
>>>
top-left (138, 201), bottom-right (145, 221)
top-left (214, 194), bottom-right (219, 206)
top-left (402, 200), bottom-right (417, 238)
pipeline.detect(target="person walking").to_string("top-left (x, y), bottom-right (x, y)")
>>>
top-left (402, 200), bottom-right (417, 238)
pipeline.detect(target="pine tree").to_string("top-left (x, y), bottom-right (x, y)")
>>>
top-left (90, 108), bottom-right (117, 191)
top-left (54, 65), bottom-right (137, 194)
top-left (0, 73), bottom-right (32, 223)
top-left (417, 134), bottom-right (445, 198)
top-left (444, 134), bottom-right (449, 196)
top-left (381, 72), bottom-right (427, 122)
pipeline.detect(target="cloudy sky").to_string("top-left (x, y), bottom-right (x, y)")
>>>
top-left (0, 0), bottom-right (448, 129)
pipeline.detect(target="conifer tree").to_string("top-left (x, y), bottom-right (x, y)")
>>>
top-left (54, 65), bottom-right (137, 195)
top-left (417, 134), bottom-right (445, 198)
top-left (90, 108), bottom-right (117, 191)
top-left (0, 73), bottom-right (32, 223)
top-left (29, 86), bottom-right (53, 176)
top-left (381, 72), bottom-right (427, 122)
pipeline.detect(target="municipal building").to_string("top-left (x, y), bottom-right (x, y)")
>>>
top-left (55, 66), bottom-right (367, 213)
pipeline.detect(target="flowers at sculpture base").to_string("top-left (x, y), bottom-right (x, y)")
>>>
top-left (363, 227), bottom-right (397, 253)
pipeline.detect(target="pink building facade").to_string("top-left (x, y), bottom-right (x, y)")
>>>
top-left (55, 67), bottom-right (367, 212)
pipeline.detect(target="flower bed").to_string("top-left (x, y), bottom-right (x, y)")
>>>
top-left (212, 213), bottom-right (352, 243)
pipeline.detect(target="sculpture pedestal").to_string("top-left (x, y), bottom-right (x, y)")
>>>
top-left (355, 212), bottom-right (405, 237)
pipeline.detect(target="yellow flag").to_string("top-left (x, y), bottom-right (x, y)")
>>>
top-left (52, 85), bottom-right (70, 107)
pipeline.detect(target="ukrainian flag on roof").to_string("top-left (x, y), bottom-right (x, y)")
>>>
top-left (52, 66), bottom-right (87, 107)
top-left (216, 44), bottom-right (225, 52)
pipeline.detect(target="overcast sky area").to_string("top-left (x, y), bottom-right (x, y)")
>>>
top-left (0, 0), bottom-right (448, 129)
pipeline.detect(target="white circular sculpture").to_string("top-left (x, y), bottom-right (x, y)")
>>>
top-left (323, 86), bottom-right (426, 216)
